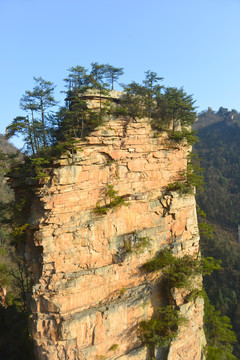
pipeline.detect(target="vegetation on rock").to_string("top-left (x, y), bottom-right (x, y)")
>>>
top-left (142, 248), bottom-right (220, 290)
top-left (3, 65), bottom-right (238, 359)
top-left (93, 185), bottom-right (129, 215)
top-left (123, 233), bottom-right (152, 254)
top-left (139, 248), bottom-right (222, 356)
top-left (139, 305), bottom-right (187, 348)
top-left (0, 139), bottom-right (34, 359)
top-left (166, 153), bottom-right (204, 195)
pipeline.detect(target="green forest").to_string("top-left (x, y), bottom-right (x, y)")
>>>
top-left (0, 64), bottom-right (239, 359)
top-left (194, 108), bottom-right (240, 229)
top-left (0, 135), bottom-right (34, 359)
top-left (194, 108), bottom-right (240, 358)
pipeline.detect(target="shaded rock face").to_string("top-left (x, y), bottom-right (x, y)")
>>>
top-left (23, 116), bottom-right (204, 359)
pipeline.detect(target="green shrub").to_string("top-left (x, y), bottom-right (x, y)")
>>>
top-left (142, 248), bottom-right (175, 272)
top-left (201, 257), bottom-right (221, 276)
top-left (119, 287), bottom-right (127, 295)
top-left (166, 153), bottom-right (204, 195)
top-left (168, 130), bottom-right (198, 145)
top-left (30, 157), bottom-right (50, 180)
top-left (142, 249), bottom-right (221, 289)
top-left (139, 306), bottom-right (187, 348)
top-left (124, 234), bottom-right (152, 254)
top-left (11, 224), bottom-right (30, 245)
top-left (93, 185), bottom-right (128, 215)
top-left (185, 288), bottom-right (206, 302)
top-left (186, 154), bottom-right (205, 192)
top-left (109, 344), bottom-right (119, 351)
top-left (165, 181), bottom-right (191, 194)
top-left (134, 236), bottom-right (152, 253)
top-left (93, 204), bottom-right (109, 215)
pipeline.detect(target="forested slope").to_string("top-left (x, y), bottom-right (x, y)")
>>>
top-left (194, 109), bottom-right (240, 230)
top-left (0, 135), bottom-right (15, 244)
top-left (194, 108), bottom-right (240, 357)
top-left (0, 136), bottom-right (34, 360)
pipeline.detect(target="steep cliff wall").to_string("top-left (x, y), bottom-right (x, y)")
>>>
top-left (20, 114), bottom-right (204, 359)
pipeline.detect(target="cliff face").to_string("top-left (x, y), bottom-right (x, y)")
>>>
top-left (20, 113), bottom-right (204, 359)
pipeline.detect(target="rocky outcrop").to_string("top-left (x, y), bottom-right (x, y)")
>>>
top-left (17, 108), bottom-right (204, 359)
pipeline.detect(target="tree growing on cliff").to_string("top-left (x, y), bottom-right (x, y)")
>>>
top-left (115, 71), bottom-right (163, 120)
top-left (63, 63), bottom-right (124, 94)
top-left (31, 77), bottom-right (57, 147)
top-left (64, 66), bottom-right (89, 93)
top-left (61, 63), bottom-right (124, 139)
top-left (6, 116), bottom-right (37, 155)
top-left (57, 90), bottom-right (104, 140)
top-left (89, 62), bottom-right (108, 89)
top-left (63, 66), bottom-right (89, 110)
top-left (115, 71), bottom-right (196, 138)
top-left (104, 64), bottom-right (124, 90)
top-left (152, 86), bottom-right (196, 132)
top-left (6, 77), bottom-right (57, 154)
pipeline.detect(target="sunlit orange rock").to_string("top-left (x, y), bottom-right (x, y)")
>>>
top-left (12, 94), bottom-right (205, 359)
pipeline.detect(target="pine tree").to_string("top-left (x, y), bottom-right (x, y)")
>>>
top-left (32, 77), bottom-right (57, 147)
top-left (6, 77), bottom-right (57, 153)
top-left (104, 64), bottom-right (124, 90)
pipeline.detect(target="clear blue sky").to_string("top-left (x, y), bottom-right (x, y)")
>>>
top-left (1, 0), bottom-right (240, 148)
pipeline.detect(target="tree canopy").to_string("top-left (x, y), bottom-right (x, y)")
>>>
top-left (6, 65), bottom-right (197, 159)
top-left (6, 77), bottom-right (57, 154)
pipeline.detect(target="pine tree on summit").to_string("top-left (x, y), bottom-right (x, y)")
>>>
top-left (104, 64), bottom-right (124, 90)
top-left (6, 77), bottom-right (57, 154)
top-left (32, 77), bottom-right (57, 147)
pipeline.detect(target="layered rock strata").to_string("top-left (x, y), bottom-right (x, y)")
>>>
top-left (18, 111), bottom-right (204, 359)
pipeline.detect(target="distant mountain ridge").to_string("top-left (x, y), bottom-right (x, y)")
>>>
top-left (193, 107), bottom-right (240, 131)
top-left (0, 134), bottom-right (17, 156)
top-left (194, 108), bottom-right (240, 230)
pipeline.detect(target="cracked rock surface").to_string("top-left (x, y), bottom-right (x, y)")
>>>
top-left (15, 116), bottom-right (204, 360)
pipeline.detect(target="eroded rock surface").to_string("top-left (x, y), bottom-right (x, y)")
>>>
top-left (20, 116), bottom-right (204, 359)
